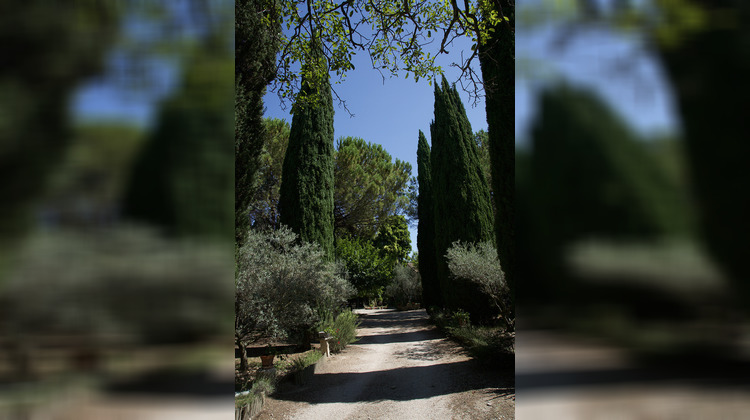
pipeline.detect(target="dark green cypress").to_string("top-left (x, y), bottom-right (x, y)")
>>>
top-left (478, 1), bottom-right (515, 307)
top-left (235, 0), bottom-right (281, 246)
top-left (278, 40), bottom-right (335, 259)
top-left (416, 130), bottom-right (441, 309)
top-left (430, 76), bottom-right (495, 319)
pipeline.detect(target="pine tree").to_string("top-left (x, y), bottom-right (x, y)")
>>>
top-left (430, 76), bottom-right (495, 319)
top-left (416, 131), bottom-right (441, 309)
top-left (278, 40), bottom-right (335, 259)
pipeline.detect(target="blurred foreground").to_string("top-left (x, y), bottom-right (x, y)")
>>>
top-left (0, 2), bottom-right (234, 418)
top-left (518, 0), bottom-right (750, 417)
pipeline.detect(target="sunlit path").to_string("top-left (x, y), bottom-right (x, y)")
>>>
top-left (258, 309), bottom-right (514, 419)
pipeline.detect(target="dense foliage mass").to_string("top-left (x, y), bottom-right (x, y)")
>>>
top-left (372, 215), bottom-right (412, 264)
top-left (416, 131), bottom-right (441, 309)
top-left (3, 227), bottom-right (233, 344)
top-left (478, 0), bottom-right (515, 306)
top-left (446, 241), bottom-right (511, 329)
top-left (235, 0), bottom-right (282, 245)
top-left (278, 40), bottom-right (336, 259)
top-left (430, 76), bottom-right (495, 320)
top-left (0, 3), bottom-right (117, 273)
top-left (335, 235), bottom-right (394, 302)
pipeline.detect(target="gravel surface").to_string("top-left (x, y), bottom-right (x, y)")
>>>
top-left (257, 308), bottom-right (514, 420)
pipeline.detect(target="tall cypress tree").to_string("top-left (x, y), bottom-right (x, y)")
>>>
top-left (478, 1), bottom-right (515, 306)
top-left (278, 39), bottom-right (335, 259)
top-left (430, 76), bottom-right (495, 319)
top-left (235, 0), bottom-right (281, 246)
top-left (416, 131), bottom-right (441, 309)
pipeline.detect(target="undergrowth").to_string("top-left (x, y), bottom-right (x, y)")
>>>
top-left (429, 307), bottom-right (514, 368)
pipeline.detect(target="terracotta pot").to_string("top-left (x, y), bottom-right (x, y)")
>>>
top-left (260, 354), bottom-right (275, 368)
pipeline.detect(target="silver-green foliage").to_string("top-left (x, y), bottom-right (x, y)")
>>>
top-left (445, 241), bottom-right (511, 328)
top-left (236, 226), bottom-right (354, 343)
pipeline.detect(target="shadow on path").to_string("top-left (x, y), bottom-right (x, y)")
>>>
top-left (276, 360), bottom-right (511, 404)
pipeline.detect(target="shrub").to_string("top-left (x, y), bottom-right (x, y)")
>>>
top-left (291, 350), bottom-right (323, 371)
top-left (316, 309), bottom-right (360, 353)
top-left (236, 226), bottom-right (355, 348)
top-left (446, 241), bottom-right (512, 330)
top-left (385, 264), bottom-right (422, 308)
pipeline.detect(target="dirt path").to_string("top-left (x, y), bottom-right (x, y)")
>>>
top-left (257, 308), bottom-right (514, 420)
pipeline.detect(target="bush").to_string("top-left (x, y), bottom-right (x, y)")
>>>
top-left (385, 264), bottom-right (422, 308)
top-left (236, 226), bottom-right (355, 346)
top-left (446, 241), bottom-right (512, 330)
top-left (316, 309), bottom-right (360, 353)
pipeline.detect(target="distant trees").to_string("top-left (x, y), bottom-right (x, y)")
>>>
top-left (430, 76), bottom-right (495, 320)
top-left (386, 264), bottom-right (422, 309)
top-left (334, 137), bottom-right (413, 237)
top-left (416, 131), bottom-right (441, 309)
top-left (372, 215), bottom-right (411, 264)
top-left (335, 235), bottom-right (394, 303)
top-left (278, 40), bottom-right (336, 259)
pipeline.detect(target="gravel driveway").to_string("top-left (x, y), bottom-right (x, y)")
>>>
top-left (257, 308), bottom-right (514, 420)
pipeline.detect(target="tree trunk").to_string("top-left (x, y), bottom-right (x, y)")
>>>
top-left (237, 338), bottom-right (249, 372)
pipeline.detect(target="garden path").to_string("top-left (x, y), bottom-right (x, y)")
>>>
top-left (257, 308), bottom-right (514, 419)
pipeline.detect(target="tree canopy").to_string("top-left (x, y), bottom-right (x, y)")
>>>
top-left (334, 136), bottom-right (413, 237)
top-left (266, 0), bottom-right (511, 108)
